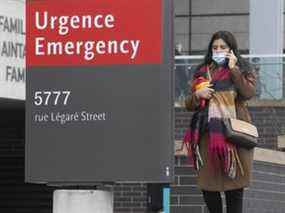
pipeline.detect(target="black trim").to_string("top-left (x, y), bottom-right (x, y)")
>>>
top-left (0, 98), bottom-right (25, 110)
top-left (175, 13), bottom-right (249, 18)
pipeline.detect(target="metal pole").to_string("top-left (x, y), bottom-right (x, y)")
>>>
top-left (163, 187), bottom-right (170, 213)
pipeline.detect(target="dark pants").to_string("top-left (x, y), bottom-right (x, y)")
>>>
top-left (202, 188), bottom-right (244, 213)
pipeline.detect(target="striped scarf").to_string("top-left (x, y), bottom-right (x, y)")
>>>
top-left (186, 65), bottom-right (244, 179)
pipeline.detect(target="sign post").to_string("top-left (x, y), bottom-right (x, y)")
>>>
top-left (26, 0), bottom-right (173, 211)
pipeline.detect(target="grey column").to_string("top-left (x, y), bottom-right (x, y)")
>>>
top-left (249, 0), bottom-right (284, 99)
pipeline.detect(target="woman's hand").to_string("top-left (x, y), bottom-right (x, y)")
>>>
top-left (226, 50), bottom-right (237, 69)
top-left (195, 85), bottom-right (215, 99)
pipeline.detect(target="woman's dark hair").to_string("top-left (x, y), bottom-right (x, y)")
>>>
top-left (198, 31), bottom-right (251, 71)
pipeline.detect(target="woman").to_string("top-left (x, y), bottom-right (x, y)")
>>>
top-left (185, 31), bottom-right (257, 213)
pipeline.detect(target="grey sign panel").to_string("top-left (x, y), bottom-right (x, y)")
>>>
top-left (26, 0), bottom-right (174, 184)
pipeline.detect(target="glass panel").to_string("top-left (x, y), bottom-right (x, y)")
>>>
top-left (174, 55), bottom-right (285, 107)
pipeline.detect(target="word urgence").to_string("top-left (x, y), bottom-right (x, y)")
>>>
top-left (35, 11), bottom-right (115, 35)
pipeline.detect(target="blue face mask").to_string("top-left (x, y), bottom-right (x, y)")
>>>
top-left (212, 52), bottom-right (226, 64)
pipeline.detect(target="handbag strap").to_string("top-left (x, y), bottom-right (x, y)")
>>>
top-left (207, 66), bottom-right (212, 82)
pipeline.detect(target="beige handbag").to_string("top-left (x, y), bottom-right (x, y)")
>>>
top-left (223, 118), bottom-right (258, 149)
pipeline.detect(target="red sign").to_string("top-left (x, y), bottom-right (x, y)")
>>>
top-left (27, 0), bottom-right (162, 66)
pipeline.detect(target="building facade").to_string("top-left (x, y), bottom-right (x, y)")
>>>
top-left (0, 0), bottom-right (285, 213)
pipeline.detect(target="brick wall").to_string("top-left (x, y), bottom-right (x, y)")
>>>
top-left (114, 183), bottom-right (147, 212)
top-left (0, 106), bottom-right (285, 213)
top-left (244, 161), bottom-right (285, 213)
top-left (175, 106), bottom-right (285, 150)
top-left (250, 106), bottom-right (285, 149)
top-left (171, 157), bottom-right (285, 213)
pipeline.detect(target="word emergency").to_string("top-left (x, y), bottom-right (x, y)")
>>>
top-left (33, 11), bottom-right (141, 61)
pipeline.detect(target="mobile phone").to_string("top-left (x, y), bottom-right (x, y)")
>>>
top-left (225, 49), bottom-right (231, 66)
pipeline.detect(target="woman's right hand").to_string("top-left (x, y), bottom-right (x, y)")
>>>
top-left (195, 85), bottom-right (215, 99)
